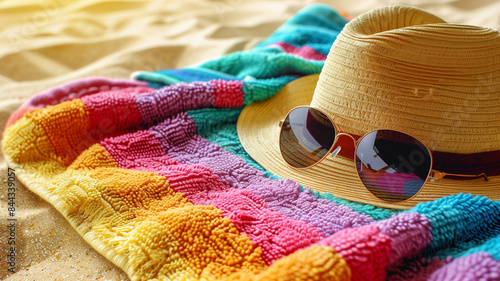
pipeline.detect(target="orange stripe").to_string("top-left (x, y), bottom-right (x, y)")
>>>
top-left (223, 246), bottom-right (351, 281)
top-left (31, 99), bottom-right (90, 166)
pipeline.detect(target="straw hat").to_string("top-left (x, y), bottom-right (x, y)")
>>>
top-left (237, 6), bottom-right (500, 209)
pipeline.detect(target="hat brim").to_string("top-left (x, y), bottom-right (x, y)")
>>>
top-left (237, 74), bottom-right (500, 209)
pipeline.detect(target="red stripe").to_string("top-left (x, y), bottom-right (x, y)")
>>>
top-left (270, 42), bottom-right (327, 61)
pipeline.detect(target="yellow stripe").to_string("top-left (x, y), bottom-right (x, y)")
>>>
top-left (2, 114), bottom-right (59, 165)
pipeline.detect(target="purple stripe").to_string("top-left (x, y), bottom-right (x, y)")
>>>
top-left (376, 212), bottom-right (432, 266)
top-left (136, 82), bottom-right (214, 127)
top-left (148, 113), bottom-right (375, 236)
top-left (429, 252), bottom-right (500, 281)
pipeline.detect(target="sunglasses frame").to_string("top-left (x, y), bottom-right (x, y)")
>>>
top-left (278, 106), bottom-right (489, 204)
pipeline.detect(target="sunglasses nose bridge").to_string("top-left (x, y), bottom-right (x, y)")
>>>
top-left (335, 132), bottom-right (358, 146)
top-left (327, 132), bottom-right (358, 160)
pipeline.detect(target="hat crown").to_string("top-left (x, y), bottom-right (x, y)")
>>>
top-left (311, 6), bottom-right (500, 154)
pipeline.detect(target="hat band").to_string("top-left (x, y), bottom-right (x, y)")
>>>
top-left (334, 135), bottom-right (500, 177)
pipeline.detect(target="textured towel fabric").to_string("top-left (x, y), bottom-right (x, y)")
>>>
top-left (2, 4), bottom-right (500, 281)
top-left (132, 4), bottom-right (342, 104)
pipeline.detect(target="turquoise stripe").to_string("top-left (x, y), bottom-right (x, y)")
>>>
top-left (458, 235), bottom-right (500, 260)
top-left (410, 194), bottom-right (500, 258)
top-left (256, 4), bottom-right (347, 54)
top-left (242, 75), bottom-right (297, 105)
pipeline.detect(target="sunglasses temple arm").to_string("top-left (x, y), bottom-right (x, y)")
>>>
top-left (429, 169), bottom-right (489, 182)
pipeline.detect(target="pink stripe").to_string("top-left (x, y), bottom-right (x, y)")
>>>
top-left (271, 42), bottom-right (327, 61)
top-left (316, 213), bottom-right (433, 280)
top-left (318, 225), bottom-right (392, 281)
top-left (211, 79), bottom-right (244, 108)
top-left (100, 128), bottom-right (325, 265)
top-left (6, 78), bottom-right (150, 131)
top-left (81, 87), bottom-right (152, 140)
top-left (100, 130), bottom-right (167, 169)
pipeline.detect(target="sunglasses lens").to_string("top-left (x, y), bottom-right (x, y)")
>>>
top-left (355, 130), bottom-right (432, 202)
top-left (280, 107), bottom-right (336, 168)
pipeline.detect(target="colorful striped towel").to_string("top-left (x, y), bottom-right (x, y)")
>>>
top-left (2, 5), bottom-right (500, 281)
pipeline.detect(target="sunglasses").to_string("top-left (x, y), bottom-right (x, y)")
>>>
top-left (279, 106), bottom-right (489, 203)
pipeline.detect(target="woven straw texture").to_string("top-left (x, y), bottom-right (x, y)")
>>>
top-left (313, 6), bottom-right (500, 154)
top-left (2, 4), bottom-right (500, 281)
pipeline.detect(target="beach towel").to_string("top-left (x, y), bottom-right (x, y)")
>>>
top-left (3, 5), bottom-right (500, 281)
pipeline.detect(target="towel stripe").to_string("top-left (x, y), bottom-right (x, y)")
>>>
top-left (317, 225), bottom-right (392, 281)
top-left (70, 143), bottom-right (268, 280)
top-left (100, 126), bottom-right (327, 264)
